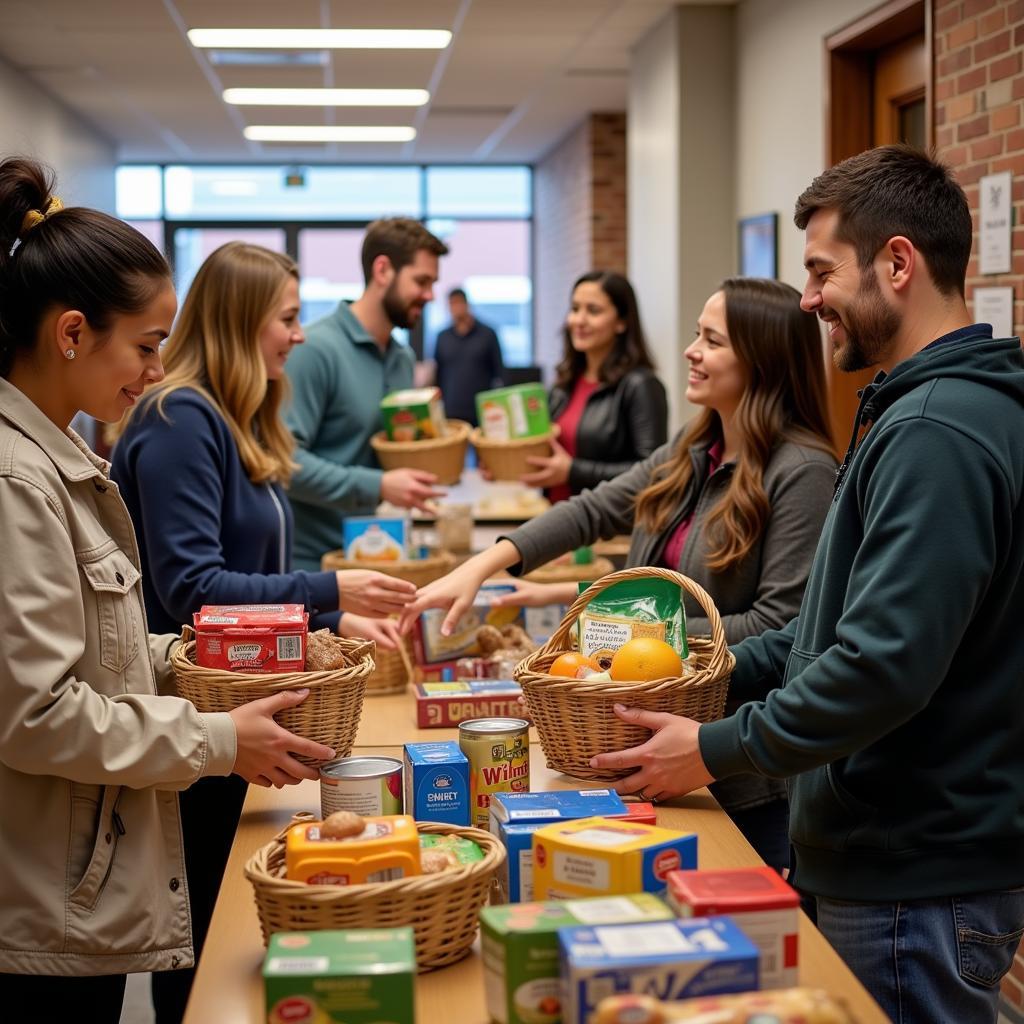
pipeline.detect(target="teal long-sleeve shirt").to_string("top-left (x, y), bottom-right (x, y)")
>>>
top-left (284, 301), bottom-right (414, 570)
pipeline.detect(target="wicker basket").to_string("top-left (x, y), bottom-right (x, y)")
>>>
top-left (320, 549), bottom-right (456, 590)
top-left (514, 566), bottom-right (734, 782)
top-left (470, 427), bottom-right (557, 482)
top-left (171, 631), bottom-right (373, 766)
top-left (360, 635), bottom-right (415, 696)
top-left (245, 815), bottom-right (506, 971)
top-left (370, 419), bottom-right (471, 485)
top-left (525, 555), bottom-right (616, 585)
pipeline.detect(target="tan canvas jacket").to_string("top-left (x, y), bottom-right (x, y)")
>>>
top-left (0, 377), bottom-right (237, 976)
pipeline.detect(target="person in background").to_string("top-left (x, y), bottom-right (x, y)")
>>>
top-left (284, 218), bottom-right (449, 570)
top-left (402, 277), bottom-right (837, 871)
top-left (593, 146), bottom-right (1024, 1023)
top-left (433, 286), bottom-right (503, 427)
top-left (0, 158), bottom-right (332, 1021)
top-left (110, 242), bottom-right (412, 1024)
top-left (523, 270), bottom-right (668, 501)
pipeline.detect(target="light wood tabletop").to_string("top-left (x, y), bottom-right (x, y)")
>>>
top-left (184, 742), bottom-right (888, 1024)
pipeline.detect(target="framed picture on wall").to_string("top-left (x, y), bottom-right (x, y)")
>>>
top-left (739, 212), bottom-right (778, 279)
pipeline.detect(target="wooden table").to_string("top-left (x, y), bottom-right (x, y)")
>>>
top-left (184, 743), bottom-right (888, 1024)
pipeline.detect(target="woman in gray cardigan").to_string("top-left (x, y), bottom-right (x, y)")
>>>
top-left (404, 278), bottom-right (837, 870)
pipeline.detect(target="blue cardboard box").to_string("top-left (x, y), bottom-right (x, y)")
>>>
top-left (342, 516), bottom-right (409, 561)
top-left (559, 916), bottom-right (760, 1024)
top-left (489, 789), bottom-right (628, 834)
top-left (403, 741), bottom-right (470, 826)
top-left (498, 821), bottom-right (550, 902)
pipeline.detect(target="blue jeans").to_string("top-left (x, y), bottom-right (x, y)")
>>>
top-left (811, 889), bottom-right (1024, 1024)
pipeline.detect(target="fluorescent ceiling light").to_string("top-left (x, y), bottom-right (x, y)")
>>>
top-left (244, 125), bottom-right (416, 142)
top-left (188, 29), bottom-right (451, 49)
top-left (224, 88), bottom-right (429, 107)
top-left (209, 50), bottom-right (328, 66)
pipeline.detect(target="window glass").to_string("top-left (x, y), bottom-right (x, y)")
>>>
top-left (125, 220), bottom-right (164, 252)
top-left (116, 166), bottom-right (163, 219)
top-left (426, 167), bottom-right (531, 218)
top-left (171, 227), bottom-right (287, 299)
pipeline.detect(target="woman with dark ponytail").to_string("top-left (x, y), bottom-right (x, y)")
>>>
top-left (0, 158), bottom-right (333, 1019)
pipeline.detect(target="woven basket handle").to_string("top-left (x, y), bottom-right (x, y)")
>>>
top-left (539, 566), bottom-right (727, 661)
top-left (179, 624), bottom-right (195, 644)
top-left (269, 811), bottom-right (316, 844)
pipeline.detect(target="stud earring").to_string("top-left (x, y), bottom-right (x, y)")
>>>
top-left (65, 349), bottom-right (76, 360)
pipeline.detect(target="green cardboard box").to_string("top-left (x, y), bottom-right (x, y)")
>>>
top-left (480, 894), bottom-right (672, 1024)
top-left (263, 927), bottom-right (416, 1024)
top-left (475, 384), bottom-right (551, 441)
top-left (381, 387), bottom-right (447, 441)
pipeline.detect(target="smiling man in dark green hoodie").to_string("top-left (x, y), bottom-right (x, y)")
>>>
top-left (592, 146), bottom-right (1024, 1023)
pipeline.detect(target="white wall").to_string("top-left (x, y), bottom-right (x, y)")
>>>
top-left (0, 55), bottom-right (116, 212)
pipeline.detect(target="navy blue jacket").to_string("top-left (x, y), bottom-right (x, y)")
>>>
top-left (111, 389), bottom-right (340, 635)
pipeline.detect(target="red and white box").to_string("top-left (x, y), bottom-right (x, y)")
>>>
top-left (665, 866), bottom-right (800, 989)
top-left (193, 604), bottom-right (308, 674)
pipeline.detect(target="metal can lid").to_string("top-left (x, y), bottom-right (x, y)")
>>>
top-left (319, 756), bottom-right (403, 780)
top-left (458, 717), bottom-right (529, 736)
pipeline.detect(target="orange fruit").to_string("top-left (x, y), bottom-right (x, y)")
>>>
top-left (609, 637), bottom-right (683, 682)
top-left (549, 652), bottom-right (602, 677)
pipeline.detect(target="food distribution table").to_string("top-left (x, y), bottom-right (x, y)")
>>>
top-left (183, 739), bottom-right (888, 1023)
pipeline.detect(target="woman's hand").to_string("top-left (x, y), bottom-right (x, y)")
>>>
top-left (336, 569), bottom-right (415, 617)
top-left (489, 577), bottom-right (577, 608)
top-left (520, 437), bottom-right (572, 488)
top-left (229, 690), bottom-right (335, 788)
top-left (588, 705), bottom-right (713, 801)
top-left (338, 612), bottom-right (403, 651)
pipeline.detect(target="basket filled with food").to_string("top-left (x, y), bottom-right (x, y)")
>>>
top-left (245, 811), bottom-right (506, 972)
top-left (172, 607), bottom-right (373, 766)
top-left (514, 567), bottom-right (733, 781)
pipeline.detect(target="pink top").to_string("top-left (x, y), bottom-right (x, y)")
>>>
top-left (661, 441), bottom-right (724, 570)
top-left (549, 377), bottom-right (600, 503)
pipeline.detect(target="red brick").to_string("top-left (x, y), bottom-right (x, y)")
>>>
top-left (974, 29), bottom-right (1011, 61)
top-left (936, 105), bottom-right (948, 126)
top-left (940, 46), bottom-right (973, 77)
top-left (1007, 127), bottom-right (1024, 152)
top-left (948, 20), bottom-right (979, 48)
top-left (963, 183), bottom-right (981, 206)
top-left (1015, 76), bottom-right (1024, 100)
top-left (938, 125), bottom-right (956, 147)
top-left (992, 105), bottom-right (1022, 131)
top-left (956, 161), bottom-right (990, 185)
top-left (936, 4), bottom-right (963, 31)
top-left (958, 114), bottom-right (991, 140)
top-left (972, 134), bottom-right (1004, 159)
top-left (948, 93), bottom-right (977, 120)
top-left (964, 0), bottom-right (997, 13)
top-left (991, 52), bottom-right (1023, 82)
top-left (992, 153), bottom-right (1024, 174)
top-left (936, 78), bottom-right (956, 101)
top-left (1015, 24), bottom-right (1024, 47)
top-left (979, 7), bottom-right (1006, 35)
top-left (958, 67), bottom-right (988, 93)
top-left (945, 143), bottom-right (970, 165)
top-left (1010, 0), bottom-right (1024, 22)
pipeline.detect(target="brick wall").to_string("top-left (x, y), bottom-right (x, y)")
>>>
top-left (934, 6), bottom-right (1024, 1017)
top-left (532, 112), bottom-right (627, 380)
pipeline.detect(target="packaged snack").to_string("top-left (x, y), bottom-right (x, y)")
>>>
top-left (413, 583), bottom-right (524, 664)
top-left (285, 815), bottom-right (420, 886)
top-left (476, 383), bottom-right (551, 440)
top-left (594, 987), bottom-right (854, 1024)
top-left (577, 578), bottom-right (688, 665)
top-left (380, 386), bottom-right (447, 441)
top-left (560, 916), bottom-right (760, 1024)
top-left (666, 867), bottom-right (799, 990)
top-left (419, 833), bottom-right (483, 865)
top-left (480, 894), bottom-right (673, 1024)
top-left (404, 741), bottom-right (470, 825)
top-left (342, 516), bottom-right (409, 562)
top-left (193, 604), bottom-right (308, 673)
top-left (263, 927), bottom-right (415, 1024)
top-left (413, 679), bottom-right (525, 727)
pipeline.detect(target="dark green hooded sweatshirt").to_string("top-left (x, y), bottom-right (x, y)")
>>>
top-left (700, 329), bottom-right (1024, 901)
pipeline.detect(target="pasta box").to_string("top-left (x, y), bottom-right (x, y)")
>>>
top-left (193, 604), bottom-right (308, 673)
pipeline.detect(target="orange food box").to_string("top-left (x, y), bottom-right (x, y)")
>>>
top-left (285, 815), bottom-right (421, 886)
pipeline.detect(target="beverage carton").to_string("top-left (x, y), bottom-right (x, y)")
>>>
top-left (193, 604), bottom-right (307, 673)
top-left (480, 894), bottom-right (673, 1024)
top-left (380, 387), bottom-right (447, 441)
top-left (559, 916), bottom-right (759, 1024)
top-left (342, 515), bottom-right (409, 562)
top-left (665, 866), bottom-right (799, 990)
top-left (476, 383), bottom-right (551, 441)
top-left (263, 927), bottom-right (415, 1024)
top-left (403, 741), bottom-right (470, 826)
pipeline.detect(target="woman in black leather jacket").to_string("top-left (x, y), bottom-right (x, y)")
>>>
top-left (522, 271), bottom-right (668, 500)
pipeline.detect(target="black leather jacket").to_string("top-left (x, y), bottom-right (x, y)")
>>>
top-left (549, 367), bottom-right (668, 493)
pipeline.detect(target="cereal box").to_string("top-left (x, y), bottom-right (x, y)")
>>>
top-left (263, 927), bottom-right (415, 1024)
top-left (531, 817), bottom-right (697, 901)
top-left (666, 867), bottom-right (799, 990)
top-left (342, 516), bottom-right (409, 562)
top-left (480, 894), bottom-right (673, 1024)
top-left (414, 678), bottom-right (526, 727)
top-left (380, 387), bottom-right (447, 441)
top-left (413, 583), bottom-right (524, 664)
top-left (193, 604), bottom-right (308, 673)
top-left (559, 917), bottom-right (760, 1024)
top-left (476, 383), bottom-right (551, 441)
top-left (403, 741), bottom-right (470, 826)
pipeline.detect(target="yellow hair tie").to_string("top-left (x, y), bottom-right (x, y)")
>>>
top-left (20, 195), bottom-right (64, 235)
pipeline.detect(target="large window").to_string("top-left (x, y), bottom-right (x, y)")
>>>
top-left (118, 164), bottom-right (533, 366)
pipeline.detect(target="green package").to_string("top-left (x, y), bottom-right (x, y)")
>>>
top-left (576, 578), bottom-right (688, 664)
top-left (420, 833), bottom-right (483, 865)
top-left (263, 927), bottom-right (416, 1024)
top-left (380, 387), bottom-right (447, 441)
top-left (476, 384), bottom-right (551, 440)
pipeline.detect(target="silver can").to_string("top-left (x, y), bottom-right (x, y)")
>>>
top-left (319, 756), bottom-right (404, 818)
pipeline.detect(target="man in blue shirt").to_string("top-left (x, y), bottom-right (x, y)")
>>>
top-left (433, 287), bottom-right (503, 426)
top-left (285, 218), bottom-right (449, 570)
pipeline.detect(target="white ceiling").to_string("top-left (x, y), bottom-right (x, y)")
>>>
top-left (0, 0), bottom-right (701, 164)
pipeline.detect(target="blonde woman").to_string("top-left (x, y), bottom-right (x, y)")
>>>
top-left (110, 242), bottom-right (410, 1023)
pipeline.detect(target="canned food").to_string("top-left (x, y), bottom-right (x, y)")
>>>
top-left (319, 756), bottom-right (403, 818)
top-left (458, 717), bottom-right (530, 830)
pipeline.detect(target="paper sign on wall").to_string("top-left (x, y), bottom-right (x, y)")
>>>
top-left (973, 286), bottom-right (1015, 339)
top-left (979, 171), bottom-right (1012, 275)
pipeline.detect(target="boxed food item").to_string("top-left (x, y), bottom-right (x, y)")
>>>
top-left (403, 741), bottom-right (470, 826)
top-left (380, 387), bottom-right (447, 441)
top-left (490, 789), bottom-right (629, 834)
top-left (414, 679), bottom-right (526, 727)
top-left (263, 927), bottom-right (415, 1024)
top-left (342, 515), bottom-right (409, 562)
top-left (559, 917), bottom-right (760, 1024)
top-left (594, 987), bottom-right (854, 1024)
top-left (480, 894), bottom-right (674, 1024)
top-left (666, 867), bottom-right (799, 990)
top-left (413, 583), bottom-right (524, 664)
top-left (193, 604), bottom-right (308, 673)
top-left (531, 817), bottom-right (697, 901)
top-left (285, 815), bottom-right (420, 886)
top-left (577, 579), bottom-right (688, 664)
top-left (476, 383), bottom-right (551, 441)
